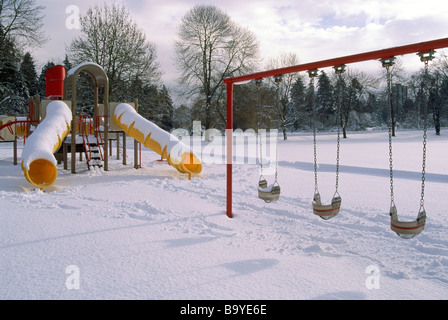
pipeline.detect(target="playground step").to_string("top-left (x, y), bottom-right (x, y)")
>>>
top-left (87, 159), bottom-right (103, 170)
top-left (80, 130), bottom-right (105, 171)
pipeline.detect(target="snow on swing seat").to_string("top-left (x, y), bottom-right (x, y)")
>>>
top-left (258, 178), bottom-right (281, 203)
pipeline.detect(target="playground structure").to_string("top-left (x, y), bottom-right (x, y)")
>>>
top-left (0, 116), bottom-right (36, 165)
top-left (1, 38), bottom-right (446, 240)
top-left (1, 62), bottom-right (202, 190)
top-left (224, 37), bottom-right (448, 239)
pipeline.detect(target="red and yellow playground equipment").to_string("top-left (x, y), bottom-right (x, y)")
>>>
top-left (3, 62), bottom-right (201, 190)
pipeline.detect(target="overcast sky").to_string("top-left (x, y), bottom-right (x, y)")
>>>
top-left (33, 0), bottom-right (448, 96)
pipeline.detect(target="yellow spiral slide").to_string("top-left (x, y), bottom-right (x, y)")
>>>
top-left (113, 103), bottom-right (202, 176)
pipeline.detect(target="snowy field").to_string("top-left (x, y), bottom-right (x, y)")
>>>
top-left (0, 129), bottom-right (447, 300)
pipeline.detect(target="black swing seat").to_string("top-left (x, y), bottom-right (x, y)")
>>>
top-left (258, 178), bottom-right (281, 203)
top-left (312, 192), bottom-right (341, 220)
top-left (390, 205), bottom-right (426, 239)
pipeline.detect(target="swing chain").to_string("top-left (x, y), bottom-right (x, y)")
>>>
top-left (334, 65), bottom-right (345, 193)
top-left (389, 124), bottom-right (395, 205)
top-left (386, 65), bottom-right (394, 204)
top-left (419, 53), bottom-right (434, 208)
top-left (274, 77), bottom-right (282, 183)
top-left (256, 79), bottom-right (264, 177)
top-left (309, 70), bottom-right (319, 194)
top-left (275, 127), bottom-right (280, 183)
top-left (335, 129), bottom-right (341, 193)
top-left (421, 117), bottom-right (427, 208)
top-left (382, 58), bottom-right (396, 205)
top-left (259, 129), bottom-right (264, 176)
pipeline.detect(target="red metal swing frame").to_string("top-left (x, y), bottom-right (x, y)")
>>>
top-left (223, 37), bottom-right (448, 218)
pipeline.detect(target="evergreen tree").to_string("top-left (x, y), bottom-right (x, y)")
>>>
top-left (304, 78), bottom-right (316, 129)
top-left (315, 71), bottom-right (334, 126)
top-left (63, 55), bottom-right (73, 71)
top-left (20, 52), bottom-right (39, 97)
top-left (290, 77), bottom-right (306, 108)
top-left (62, 55), bottom-right (72, 99)
top-left (172, 104), bottom-right (192, 131)
top-left (365, 92), bottom-right (382, 127)
top-left (428, 75), bottom-right (441, 135)
top-left (413, 84), bottom-right (426, 129)
top-left (289, 76), bottom-right (306, 130)
top-left (75, 73), bottom-right (95, 115)
top-left (392, 84), bottom-right (407, 125)
top-left (136, 84), bottom-right (159, 122)
top-left (439, 77), bottom-right (448, 130)
top-left (334, 74), bottom-right (347, 133)
top-left (37, 61), bottom-right (55, 99)
top-left (157, 85), bottom-right (174, 131)
top-left (0, 31), bottom-right (24, 115)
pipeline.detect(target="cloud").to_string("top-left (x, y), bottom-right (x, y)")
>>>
top-left (31, 0), bottom-right (448, 95)
top-left (32, 0), bottom-right (100, 69)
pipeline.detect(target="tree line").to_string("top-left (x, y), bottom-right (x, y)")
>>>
top-left (284, 58), bottom-right (448, 138)
top-left (1, 1), bottom-right (447, 137)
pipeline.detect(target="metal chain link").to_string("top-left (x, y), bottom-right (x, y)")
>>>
top-left (259, 129), bottom-right (263, 176)
top-left (309, 71), bottom-right (319, 194)
top-left (274, 79), bottom-right (281, 183)
top-left (335, 130), bottom-right (341, 193)
top-left (334, 66), bottom-right (345, 194)
top-left (420, 59), bottom-right (430, 208)
top-left (385, 63), bottom-right (395, 205)
top-left (275, 127), bottom-right (279, 183)
top-left (256, 80), bottom-right (264, 177)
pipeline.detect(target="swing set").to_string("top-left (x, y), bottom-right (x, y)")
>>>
top-left (257, 77), bottom-right (281, 203)
top-left (223, 37), bottom-right (448, 240)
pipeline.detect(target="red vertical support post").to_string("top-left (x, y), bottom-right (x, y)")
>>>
top-left (226, 82), bottom-right (233, 218)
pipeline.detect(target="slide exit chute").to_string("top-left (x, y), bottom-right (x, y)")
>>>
top-left (113, 103), bottom-right (202, 176)
top-left (21, 101), bottom-right (72, 189)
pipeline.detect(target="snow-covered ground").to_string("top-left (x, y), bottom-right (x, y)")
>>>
top-left (0, 129), bottom-right (447, 300)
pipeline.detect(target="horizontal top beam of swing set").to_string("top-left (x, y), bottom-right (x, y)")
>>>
top-left (223, 37), bottom-right (448, 85)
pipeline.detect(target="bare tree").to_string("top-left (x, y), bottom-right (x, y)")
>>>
top-left (174, 5), bottom-right (260, 129)
top-left (0, 0), bottom-right (47, 47)
top-left (333, 69), bottom-right (378, 138)
top-left (265, 52), bottom-right (301, 140)
top-left (1, 0), bottom-right (46, 114)
top-left (433, 52), bottom-right (448, 78)
top-left (68, 3), bottom-right (161, 101)
top-left (380, 59), bottom-right (405, 136)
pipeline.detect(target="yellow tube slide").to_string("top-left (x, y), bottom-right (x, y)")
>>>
top-left (113, 103), bottom-right (202, 175)
top-left (21, 101), bottom-right (72, 189)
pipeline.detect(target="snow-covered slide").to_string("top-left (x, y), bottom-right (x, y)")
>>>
top-left (113, 103), bottom-right (202, 176)
top-left (21, 101), bottom-right (71, 189)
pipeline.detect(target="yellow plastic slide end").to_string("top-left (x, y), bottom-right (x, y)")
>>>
top-left (168, 152), bottom-right (202, 175)
top-left (21, 101), bottom-right (71, 190)
top-left (113, 103), bottom-right (202, 175)
top-left (22, 158), bottom-right (58, 189)
top-left (21, 123), bottom-right (70, 189)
